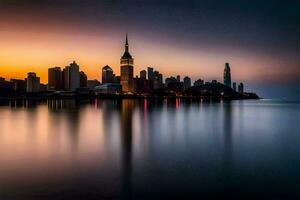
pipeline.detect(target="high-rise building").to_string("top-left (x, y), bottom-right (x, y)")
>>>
top-left (183, 76), bottom-right (191, 89)
top-left (233, 82), bottom-right (237, 91)
top-left (120, 34), bottom-right (134, 93)
top-left (80, 71), bottom-right (87, 87)
top-left (140, 70), bottom-right (147, 80)
top-left (63, 61), bottom-right (80, 91)
top-left (26, 72), bottom-right (40, 92)
top-left (48, 67), bottom-right (62, 91)
top-left (224, 63), bottom-right (231, 88)
top-left (62, 67), bottom-right (69, 90)
top-left (147, 67), bottom-right (154, 80)
top-left (102, 65), bottom-right (114, 84)
top-left (238, 82), bottom-right (244, 93)
top-left (69, 61), bottom-right (80, 91)
top-left (153, 71), bottom-right (163, 89)
top-left (194, 79), bottom-right (204, 86)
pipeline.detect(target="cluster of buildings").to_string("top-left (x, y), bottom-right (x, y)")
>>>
top-left (0, 35), bottom-right (244, 95)
top-left (223, 62), bottom-right (244, 93)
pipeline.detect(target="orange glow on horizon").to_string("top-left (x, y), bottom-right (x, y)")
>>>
top-left (0, 29), bottom-right (298, 84)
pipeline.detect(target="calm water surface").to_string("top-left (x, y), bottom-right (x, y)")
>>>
top-left (0, 99), bottom-right (299, 199)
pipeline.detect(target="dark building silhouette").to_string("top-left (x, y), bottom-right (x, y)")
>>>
top-left (26, 72), bottom-right (40, 92)
top-left (113, 75), bottom-right (121, 84)
top-left (166, 76), bottom-right (183, 91)
top-left (0, 77), bottom-right (13, 93)
top-left (224, 63), bottom-right (232, 88)
top-left (120, 34), bottom-right (135, 93)
top-left (62, 67), bottom-right (68, 90)
top-left (102, 65), bottom-right (114, 84)
top-left (39, 83), bottom-right (47, 92)
top-left (194, 79), bottom-right (204, 86)
top-left (238, 82), bottom-right (244, 93)
top-left (212, 80), bottom-right (218, 84)
top-left (147, 67), bottom-right (154, 80)
top-left (87, 79), bottom-right (100, 90)
top-left (153, 70), bottom-right (163, 89)
top-left (63, 61), bottom-right (80, 91)
top-left (48, 67), bottom-right (62, 91)
top-left (140, 70), bottom-right (147, 80)
top-left (10, 79), bottom-right (26, 93)
top-left (232, 82), bottom-right (237, 91)
top-left (134, 78), bottom-right (151, 94)
top-left (79, 71), bottom-right (87, 87)
top-left (183, 76), bottom-right (191, 89)
top-left (165, 76), bottom-right (177, 87)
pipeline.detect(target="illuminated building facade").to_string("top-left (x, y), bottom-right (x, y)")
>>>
top-left (120, 34), bottom-right (134, 93)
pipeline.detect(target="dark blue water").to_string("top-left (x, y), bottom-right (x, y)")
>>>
top-left (0, 99), bottom-right (299, 199)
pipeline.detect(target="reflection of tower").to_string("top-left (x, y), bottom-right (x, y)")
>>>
top-left (120, 100), bottom-right (134, 199)
top-left (120, 34), bottom-right (134, 93)
top-left (223, 63), bottom-right (232, 88)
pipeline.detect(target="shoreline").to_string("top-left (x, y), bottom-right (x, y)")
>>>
top-left (0, 94), bottom-right (260, 101)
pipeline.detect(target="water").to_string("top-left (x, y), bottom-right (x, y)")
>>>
top-left (0, 99), bottom-right (299, 199)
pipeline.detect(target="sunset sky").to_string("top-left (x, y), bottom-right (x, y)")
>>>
top-left (0, 0), bottom-right (299, 99)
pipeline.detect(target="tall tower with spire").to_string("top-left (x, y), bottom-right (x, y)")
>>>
top-left (120, 34), bottom-right (135, 93)
top-left (223, 62), bottom-right (232, 88)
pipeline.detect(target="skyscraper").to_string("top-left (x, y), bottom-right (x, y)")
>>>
top-left (48, 67), bottom-right (62, 91)
top-left (80, 71), bottom-right (87, 87)
top-left (62, 67), bottom-right (70, 90)
top-left (224, 63), bottom-right (232, 88)
top-left (238, 82), bottom-right (244, 93)
top-left (102, 65), bottom-right (114, 84)
top-left (140, 70), bottom-right (147, 80)
top-left (26, 72), bottom-right (40, 92)
top-left (183, 76), bottom-right (191, 89)
top-left (63, 61), bottom-right (80, 91)
top-left (120, 34), bottom-right (134, 93)
top-left (153, 71), bottom-right (163, 89)
top-left (147, 67), bottom-right (154, 80)
top-left (69, 61), bottom-right (80, 91)
top-left (233, 82), bottom-right (237, 91)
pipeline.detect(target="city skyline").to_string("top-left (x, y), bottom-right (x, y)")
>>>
top-left (0, 0), bottom-right (299, 99)
top-left (0, 34), bottom-right (243, 86)
top-left (0, 2), bottom-right (300, 199)
top-left (0, 40), bottom-right (245, 84)
top-left (1, 35), bottom-right (246, 95)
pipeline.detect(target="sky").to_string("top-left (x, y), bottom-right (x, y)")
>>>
top-left (0, 0), bottom-right (299, 99)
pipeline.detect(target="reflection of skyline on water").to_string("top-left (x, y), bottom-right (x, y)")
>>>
top-left (0, 99), bottom-right (300, 199)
